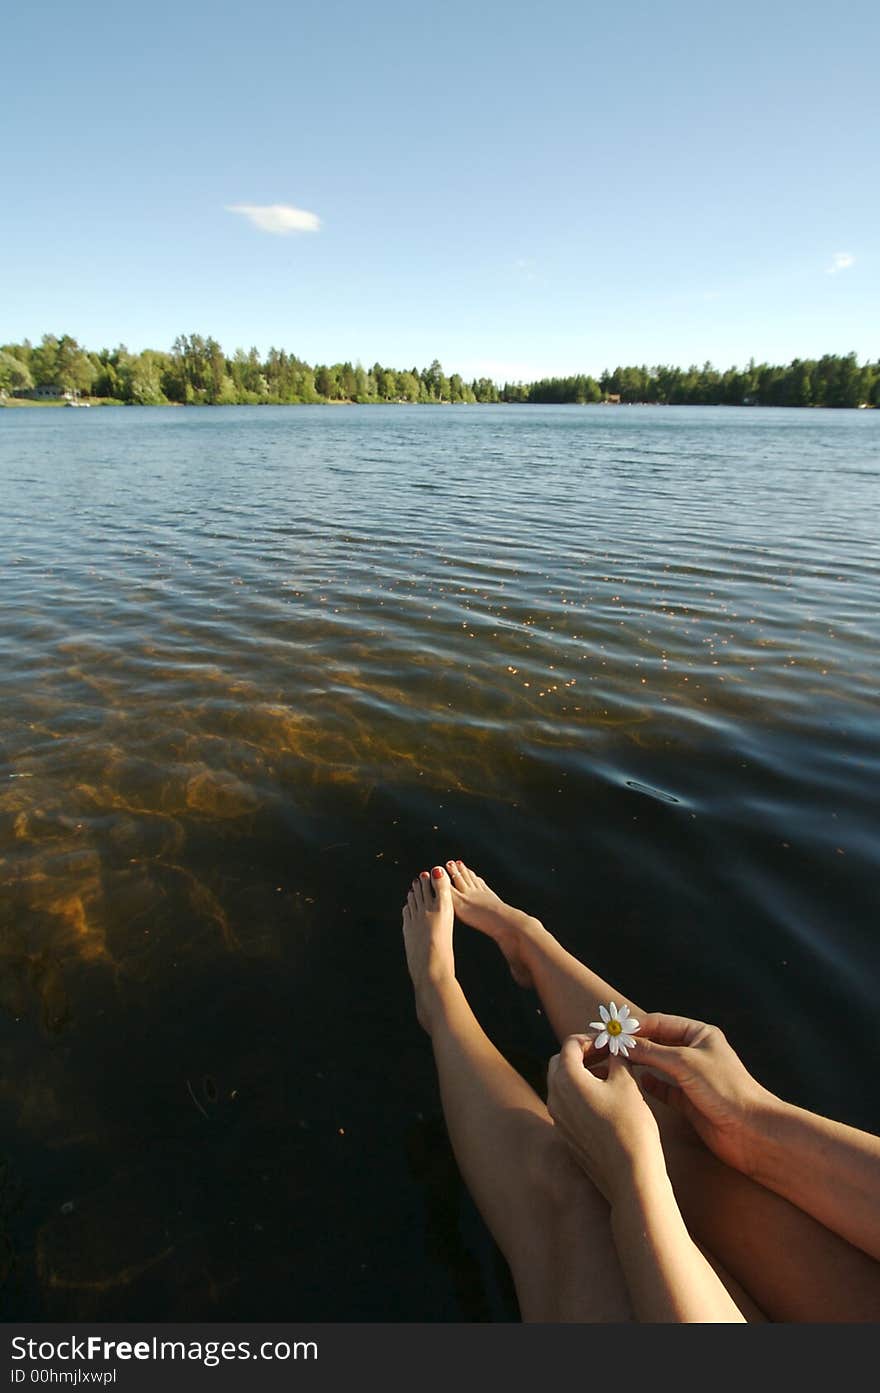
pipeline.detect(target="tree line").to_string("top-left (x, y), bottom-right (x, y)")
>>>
top-left (1, 335), bottom-right (877, 408)
top-left (518, 356), bottom-right (878, 408)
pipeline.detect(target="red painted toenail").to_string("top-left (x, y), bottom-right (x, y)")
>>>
top-left (420, 871), bottom-right (429, 879)
top-left (432, 867), bottom-right (443, 879)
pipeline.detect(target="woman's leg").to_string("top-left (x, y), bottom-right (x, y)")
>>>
top-left (445, 860), bottom-right (880, 1323)
top-left (403, 867), bottom-right (759, 1321)
top-left (403, 867), bottom-right (633, 1322)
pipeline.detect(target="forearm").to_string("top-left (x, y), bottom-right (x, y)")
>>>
top-left (611, 1165), bottom-right (746, 1323)
top-left (747, 1097), bottom-right (880, 1259)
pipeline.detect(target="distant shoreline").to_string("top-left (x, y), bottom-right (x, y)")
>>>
top-left (1, 397), bottom-right (875, 411)
top-left (2, 337), bottom-right (876, 409)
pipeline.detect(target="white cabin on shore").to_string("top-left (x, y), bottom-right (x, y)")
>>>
top-left (23, 385), bottom-right (75, 401)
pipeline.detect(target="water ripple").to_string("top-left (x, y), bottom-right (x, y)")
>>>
top-left (1, 402), bottom-right (878, 1319)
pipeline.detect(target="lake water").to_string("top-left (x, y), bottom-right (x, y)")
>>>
top-left (1, 403), bottom-right (878, 1319)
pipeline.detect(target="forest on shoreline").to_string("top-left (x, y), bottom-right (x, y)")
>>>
top-left (1, 334), bottom-right (877, 408)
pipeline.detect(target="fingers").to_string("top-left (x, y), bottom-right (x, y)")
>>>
top-left (560, 1034), bottom-right (594, 1076)
top-left (637, 1011), bottom-right (706, 1045)
top-left (548, 1036), bottom-right (588, 1093)
top-left (551, 1035), bottom-right (607, 1100)
top-left (557, 1034), bottom-right (648, 1083)
top-left (627, 1033), bottom-right (690, 1083)
top-left (553, 1032), bottom-right (664, 1102)
top-left (637, 1069), bottom-right (681, 1112)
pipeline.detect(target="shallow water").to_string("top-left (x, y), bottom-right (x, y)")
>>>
top-left (1, 403), bottom-right (878, 1318)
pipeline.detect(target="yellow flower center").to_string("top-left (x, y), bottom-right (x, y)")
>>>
top-left (607, 1019), bottom-right (622, 1036)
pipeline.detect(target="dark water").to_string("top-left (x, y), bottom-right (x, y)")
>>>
top-left (1, 403), bottom-right (878, 1319)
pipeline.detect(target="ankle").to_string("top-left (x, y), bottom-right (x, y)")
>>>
top-left (415, 974), bottom-right (462, 1034)
top-left (502, 909), bottom-right (544, 944)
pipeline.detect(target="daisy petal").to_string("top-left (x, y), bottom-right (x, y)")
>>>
top-left (599, 1005), bottom-right (610, 1023)
top-left (609, 1002), bottom-right (619, 1020)
top-left (595, 1031), bottom-right (609, 1049)
top-left (618, 1004), bottom-right (630, 1020)
top-left (622, 1018), bottom-right (640, 1033)
top-left (608, 1035), bottom-right (619, 1055)
top-left (617, 1037), bottom-right (632, 1057)
top-left (589, 1021), bottom-right (605, 1031)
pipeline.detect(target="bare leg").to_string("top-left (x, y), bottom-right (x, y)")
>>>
top-left (403, 866), bottom-right (633, 1321)
top-left (444, 859), bottom-right (640, 1033)
top-left (446, 860), bottom-right (880, 1323)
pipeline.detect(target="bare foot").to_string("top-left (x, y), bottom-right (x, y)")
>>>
top-left (444, 860), bottom-right (539, 989)
top-left (402, 867), bottom-right (456, 1033)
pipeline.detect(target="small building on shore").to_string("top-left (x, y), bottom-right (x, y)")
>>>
top-left (22, 385), bottom-right (75, 401)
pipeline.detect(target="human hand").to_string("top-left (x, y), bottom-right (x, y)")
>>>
top-left (547, 1035), bottom-right (666, 1206)
top-left (628, 1014), bottom-right (774, 1175)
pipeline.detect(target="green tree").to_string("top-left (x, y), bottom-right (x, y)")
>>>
top-left (32, 334), bottom-right (60, 387)
top-left (127, 351), bottom-right (168, 405)
top-left (829, 352), bottom-right (864, 408)
top-left (314, 364), bottom-right (338, 399)
top-left (397, 370), bottom-right (421, 401)
top-left (339, 362), bottom-right (357, 400)
top-left (0, 350), bottom-right (33, 394)
top-left (472, 376), bottom-right (498, 402)
top-left (353, 364), bottom-right (370, 401)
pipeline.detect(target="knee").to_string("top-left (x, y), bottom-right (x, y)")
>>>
top-left (521, 1122), bottom-right (600, 1220)
top-left (505, 1121), bottom-right (612, 1297)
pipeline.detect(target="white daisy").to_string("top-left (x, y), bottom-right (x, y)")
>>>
top-left (589, 1001), bottom-right (640, 1057)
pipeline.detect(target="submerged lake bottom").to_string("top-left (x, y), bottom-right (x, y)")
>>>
top-left (1, 403), bottom-right (878, 1318)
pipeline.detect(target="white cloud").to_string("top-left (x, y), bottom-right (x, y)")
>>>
top-left (826, 251), bottom-right (855, 275)
top-left (226, 203), bottom-right (321, 235)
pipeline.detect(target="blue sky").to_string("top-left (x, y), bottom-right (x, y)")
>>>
top-left (3, 0), bottom-right (878, 379)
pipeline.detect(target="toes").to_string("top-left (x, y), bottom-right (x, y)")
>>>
top-left (446, 860), bottom-right (464, 886)
top-left (410, 868), bottom-right (454, 908)
top-left (430, 866), bottom-right (452, 904)
top-left (456, 860), bottom-right (477, 888)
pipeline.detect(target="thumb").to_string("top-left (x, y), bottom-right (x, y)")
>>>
top-left (559, 1034), bottom-right (593, 1081)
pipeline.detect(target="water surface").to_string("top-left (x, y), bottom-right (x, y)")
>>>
top-left (1, 404), bottom-right (878, 1318)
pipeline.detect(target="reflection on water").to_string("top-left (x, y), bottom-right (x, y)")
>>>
top-left (1, 404), bottom-right (879, 1318)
